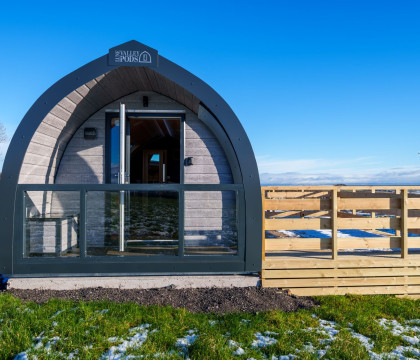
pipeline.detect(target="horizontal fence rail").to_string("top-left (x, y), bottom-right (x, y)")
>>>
top-left (261, 186), bottom-right (420, 297)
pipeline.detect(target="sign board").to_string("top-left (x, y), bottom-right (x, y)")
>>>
top-left (108, 40), bottom-right (158, 67)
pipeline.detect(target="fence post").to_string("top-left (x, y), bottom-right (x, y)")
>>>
top-left (261, 189), bottom-right (266, 262)
top-left (395, 189), bottom-right (401, 239)
top-left (401, 189), bottom-right (408, 258)
top-left (371, 189), bottom-right (376, 219)
top-left (332, 188), bottom-right (338, 259)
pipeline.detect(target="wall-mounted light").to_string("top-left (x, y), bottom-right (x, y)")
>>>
top-left (84, 128), bottom-right (97, 140)
top-left (184, 157), bottom-right (193, 166)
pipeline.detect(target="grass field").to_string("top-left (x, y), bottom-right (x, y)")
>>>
top-left (0, 294), bottom-right (419, 359)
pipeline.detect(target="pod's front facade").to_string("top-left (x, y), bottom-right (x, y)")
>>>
top-left (0, 41), bottom-right (262, 276)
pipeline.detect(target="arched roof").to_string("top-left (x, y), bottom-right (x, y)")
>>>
top-left (18, 67), bottom-right (201, 184)
top-left (0, 41), bottom-right (261, 274)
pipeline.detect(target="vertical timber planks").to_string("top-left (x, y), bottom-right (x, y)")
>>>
top-left (331, 189), bottom-right (338, 259)
top-left (401, 189), bottom-right (408, 258)
top-left (262, 188), bottom-right (266, 262)
top-left (261, 185), bottom-right (420, 296)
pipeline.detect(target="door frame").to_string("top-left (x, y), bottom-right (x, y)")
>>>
top-left (105, 111), bottom-right (184, 185)
top-left (142, 149), bottom-right (167, 184)
top-left (105, 111), bottom-right (185, 254)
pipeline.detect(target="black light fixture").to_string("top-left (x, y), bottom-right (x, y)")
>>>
top-left (143, 96), bottom-right (149, 107)
top-left (84, 128), bottom-right (97, 140)
top-left (184, 157), bottom-right (193, 166)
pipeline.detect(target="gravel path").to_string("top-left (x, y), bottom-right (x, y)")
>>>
top-left (8, 287), bottom-right (317, 313)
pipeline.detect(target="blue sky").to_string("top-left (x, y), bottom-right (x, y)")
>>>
top-left (1, 0), bottom-right (419, 184)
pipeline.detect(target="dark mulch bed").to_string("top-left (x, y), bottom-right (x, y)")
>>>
top-left (7, 287), bottom-right (317, 314)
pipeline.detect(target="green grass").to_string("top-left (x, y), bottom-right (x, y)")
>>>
top-left (0, 294), bottom-right (419, 359)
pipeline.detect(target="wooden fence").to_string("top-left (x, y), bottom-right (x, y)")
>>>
top-left (261, 186), bottom-right (420, 297)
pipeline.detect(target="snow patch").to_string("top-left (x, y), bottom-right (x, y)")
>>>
top-left (175, 329), bottom-right (198, 355)
top-left (318, 230), bottom-right (352, 238)
top-left (351, 332), bottom-right (374, 351)
top-left (229, 339), bottom-right (246, 356)
top-left (50, 310), bottom-right (63, 318)
top-left (276, 230), bottom-right (300, 238)
top-left (251, 333), bottom-right (277, 348)
top-left (402, 335), bottom-right (420, 345)
top-left (96, 309), bottom-right (109, 315)
top-left (349, 318), bottom-right (420, 359)
top-left (233, 347), bottom-right (245, 355)
top-left (100, 324), bottom-right (151, 360)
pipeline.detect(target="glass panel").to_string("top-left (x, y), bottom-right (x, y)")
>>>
top-left (86, 190), bottom-right (179, 256)
top-left (24, 191), bottom-right (80, 257)
top-left (184, 191), bottom-right (238, 255)
top-left (110, 118), bottom-right (120, 184)
top-left (129, 118), bottom-right (180, 184)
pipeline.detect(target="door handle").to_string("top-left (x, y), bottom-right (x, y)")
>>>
top-left (162, 164), bottom-right (166, 183)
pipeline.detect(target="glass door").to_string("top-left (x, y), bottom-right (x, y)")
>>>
top-left (108, 116), bottom-right (180, 184)
top-left (103, 111), bottom-right (181, 256)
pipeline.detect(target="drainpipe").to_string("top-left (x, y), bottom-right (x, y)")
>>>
top-left (119, 103), bottom-right (126, 252)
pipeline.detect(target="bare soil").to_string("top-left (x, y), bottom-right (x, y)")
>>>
top-left (7, 287), bottom-right (317, 314)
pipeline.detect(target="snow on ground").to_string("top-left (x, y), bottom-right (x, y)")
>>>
top-left (175, 329), bottom-right (199, 357)
top-left (14, 310), bottom-right (155, 360)
top-left (14, 332), bottom-right (62, 359)
top-left (228, 340), bottom-right (246, 356)
top-left (100, 324), bottom-right (154, 359)
top-left (12, 313), bottom-right (420, 359)
top-left (317, 230), bottom-right (351, 238)
top-left (276, 230), bottom-right (300, 238)
top-left (306, 316), bottom-right (420, 360)
top-left (251, 332), bottom-right (278, 348)
top-left (377, 318), bottom-right (420, 347)
top-left (50, 310), bottom-right (63, 318)
top-left (238, 315), bottom-right (420, 359)
top-left (300, 315), bottom-right (340, 357)
top-left (347, 321), bottom-right (420, 360)
top-left (275, 229), bottom-right (386, 239)
top-left (96, 309), bottom-right (109, 315)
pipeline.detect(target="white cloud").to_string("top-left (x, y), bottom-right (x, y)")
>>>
top-left (256, 155), bottom-right (379, 174)
top-left (260, 167), bottom-right (420, 185)
top-left (256, 154), bottom-right (420, 185)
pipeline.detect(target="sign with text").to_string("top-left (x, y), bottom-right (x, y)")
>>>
top-left (108, 40), bottom-right (158, 67)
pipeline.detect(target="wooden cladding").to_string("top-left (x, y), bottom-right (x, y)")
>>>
top-left (266, 197), bottom-right (420, 210)
top-left (261, 186), bottom-right (420, 297)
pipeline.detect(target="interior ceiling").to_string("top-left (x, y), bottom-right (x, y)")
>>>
top-left (129, 118), bottom-right (180, 153)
